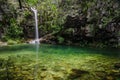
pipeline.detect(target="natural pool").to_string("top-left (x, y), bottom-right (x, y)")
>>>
top-left (0, 44), bottom-right (120, 80)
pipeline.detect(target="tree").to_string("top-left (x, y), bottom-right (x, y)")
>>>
top-left (18, 0), bottom-right (22, 9)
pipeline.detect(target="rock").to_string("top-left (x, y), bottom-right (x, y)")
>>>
top-left (41, 68), bottom-right (47, 71)
top-left (53, 76), bottom-right (63, 80)
top-left (28, 39), bottom-right (40, 44)
top-left (114, 63), bottom-right (120, 69)
top-left (110, 70), bottom-right (120, 79)
top-left (68, 69), bottom-right (89, 79)
top-left (105, 76), bottom-right (115, 80)
top-left (39, 34), bottom-right (57, 44)
top-left (95, 71), bottom-right (107, 79)
top-left (111, 69), bottom-right (119, 73)
top-left (64, 15), bottom-right (87, 28)
top-left (0, 41), bottom-right (7, 46)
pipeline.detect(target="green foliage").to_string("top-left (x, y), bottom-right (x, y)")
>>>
top-left (1, 35), bottom-right (8, 42)
top-left (7, 39), bottom-right (18, 45)
top-left (0, 0), bottom-right (119, 47)
top-left (26, 0), bottom-right (38, 6)
top-left (38, 0), bottom-right (59, 32)
top-left (24, 11), bottom-right (31, 17)
top-left (36, 0), bottom-right (63, 34)
top-left (6, 18), bottom-right (23, 39)
top-left (57, 36), bottom-right (64, 44)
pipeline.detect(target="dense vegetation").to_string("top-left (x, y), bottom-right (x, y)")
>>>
top-left (0, 0), bottom-right (120, 47)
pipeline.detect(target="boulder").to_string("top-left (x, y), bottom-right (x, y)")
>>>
top-left (114, 63), bottom-right (120, 69)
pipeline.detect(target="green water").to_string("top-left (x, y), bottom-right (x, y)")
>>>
top-left (0, 44), bottom-right (120, 80)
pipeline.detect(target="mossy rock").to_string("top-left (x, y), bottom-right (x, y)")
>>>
top-left (68, 69), bottom-right (89, 79)
top-left (7, 40), bottom-right (18, 45)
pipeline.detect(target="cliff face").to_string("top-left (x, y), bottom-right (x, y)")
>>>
top-left (57, 0), bottom-right (120, 46)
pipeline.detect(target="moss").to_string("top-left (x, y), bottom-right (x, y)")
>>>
top-left (7, 40), bottom-right (18, 45)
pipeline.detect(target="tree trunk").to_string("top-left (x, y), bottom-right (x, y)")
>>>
top-left (18, 0), bottom-right (22, 9)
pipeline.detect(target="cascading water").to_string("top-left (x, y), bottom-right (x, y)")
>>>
top-left (31, 7), bottom-right (39, 44)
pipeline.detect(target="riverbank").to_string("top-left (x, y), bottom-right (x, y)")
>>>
top-left (0, 38), bottom-right (120, 49)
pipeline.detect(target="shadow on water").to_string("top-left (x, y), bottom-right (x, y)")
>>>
top-left (39, 44), bottom-right (120, 57)
top-left (0, 44), bottom-right (35, 53)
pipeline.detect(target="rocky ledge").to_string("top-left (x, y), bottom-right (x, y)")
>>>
top-left (0, 41), bottom-right (7, 46)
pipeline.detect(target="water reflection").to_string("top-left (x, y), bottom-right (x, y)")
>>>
top-left (34, 43), bottom-right (39, 80)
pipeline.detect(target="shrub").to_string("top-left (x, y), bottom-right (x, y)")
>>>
top-left (57, 36), bottom-right (64, 44)
top-left (7, 39), bottom-right (18, 45)
top-left (6, 18), bottom-right (23, 39)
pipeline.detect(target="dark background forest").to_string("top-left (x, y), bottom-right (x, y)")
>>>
top-left (0, 0), bottom-right (120, 47)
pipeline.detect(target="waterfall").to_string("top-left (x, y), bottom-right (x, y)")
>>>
top-left (31, 7), bottom-right (39, 44)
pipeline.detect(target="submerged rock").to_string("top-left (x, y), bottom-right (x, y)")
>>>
top-left (68, 69), bottom-right (89, 79)
top-left (114, 63), bottom-right (120, 69)
top-left (95, 71), bottom-right (107, 80)
top-left (105, 76), bottom-right (115, 80)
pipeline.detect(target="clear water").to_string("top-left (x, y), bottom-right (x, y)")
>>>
top-left (0, 44), bottom-right (120, 80)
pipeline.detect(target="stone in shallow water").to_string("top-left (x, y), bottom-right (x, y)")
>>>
top-left (41, 68), bottom-right (47, 71)
top-left (114, 63), bottom-right (120, 69)
top-left (94, 71), bottom-right (107, 80)
top-left (68, 69), bottom-right (89, 79)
